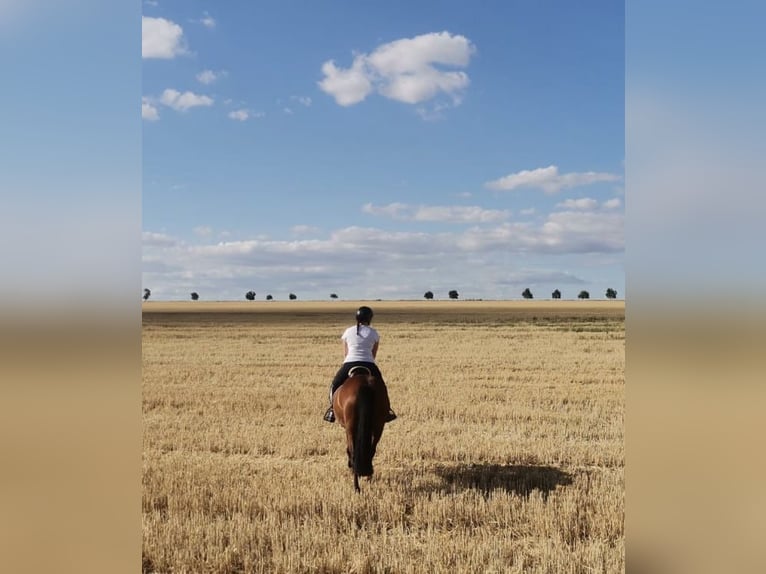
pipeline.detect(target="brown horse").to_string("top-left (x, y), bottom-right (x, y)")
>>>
top-left (332, 366), bottom-right (389, 492)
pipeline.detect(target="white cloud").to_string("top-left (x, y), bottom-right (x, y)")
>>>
top-left (228, 109), bottom-right (250, 121)
top-left (142, 97), bottom-right (159, 121)
top-left (499, 269), bottom-right (587, 287)
top-left (146, 215), bottom-right (611, 268)
top-left (160, 89), bottom-right (213, 111)
top-left (291, 225), bottom-right (320, 236)
top-left (416, 100), bottom-right (457, 121)
top-left (194, 226), bottom-right (213, 237)
top-left (142, 231), bottom-right (176, 246)
top-left (228, 109), bottom-right (264, 121)
top-left (142, 207), bottom-right (622, 299)
top-left (485, 165), bottom-right (621, 194)
top-left (318, 58), bottom-right (373, 106)
top-left (319, 31), bottom-right (475, 108)
top-left (196, 69), bottom-right (222, 84)
top-left (449, 210), bottom-right (624, 254)
top-left (539, 211), bottom-right (624, 252)
top-left (556, 198), bottom-right (599, 210)
top-left (363, 202), bottom-right (509, 224)
top-left (142, 16), bottom-right (186, 59)
top-left (291, 95), bottom-right (312, 107)
top-left (143, 213), bottom-right (623, 299)
top-left (200, 12), bottom-right (215, 28)
top-left (520, 208), bottom-right (536, 216)
top-left (378, 64), bottom-right (468, 105)
top-left (554, 197), bottom-right (623, 211)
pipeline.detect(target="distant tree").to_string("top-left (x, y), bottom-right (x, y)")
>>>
top-left (552, 289), bottom-right (561, 299)
top-left (448, 290), bottom-right (459, 300)
top-left (424, 291), bottom-right (434, 300)
top-left (578, 290), bottom-right (590, 300)
top-left (143, 288), bottom-right (151, 301)
top-left (245, 291), bottom-right (256, 301)
top-left (191, 292), bottom-right (199, 301)
top-left (330, 293), bottom-right (338, 299)
top-left (521, 288), bottom-right (533, 299)
top-left (266, 294), bottom-right (273, 301)
top-left (289, 293), bottom-right (297, 300)
top-left (605, 288), bottom-right (618, 299)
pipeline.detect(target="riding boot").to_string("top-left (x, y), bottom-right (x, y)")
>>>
top-left (323, 378), bottom-right (341, 423)
top-left (385, 408), bottom-right (397, 422)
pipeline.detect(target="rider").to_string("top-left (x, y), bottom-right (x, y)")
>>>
top-left (323, 305), bottom-right (397, 423)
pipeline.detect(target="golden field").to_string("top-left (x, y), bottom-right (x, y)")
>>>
top-left (142, 300), bottom-right (624, 573)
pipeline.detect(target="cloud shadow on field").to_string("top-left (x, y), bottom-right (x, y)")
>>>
top-left (431, 463), bottom-right (573, 499)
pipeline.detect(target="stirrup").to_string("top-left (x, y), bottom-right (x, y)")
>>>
top-left (323, 408), bottom-right (335, 423)
top-left (385, 409), bottom-right (397, 422)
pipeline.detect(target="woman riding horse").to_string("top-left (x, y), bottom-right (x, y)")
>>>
top-left (323, 306), bottom-right (397, 423)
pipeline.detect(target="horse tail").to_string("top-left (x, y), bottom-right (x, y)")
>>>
top-left (353, 382), bottom-right (375, 477)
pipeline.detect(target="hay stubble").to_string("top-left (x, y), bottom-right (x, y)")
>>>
top-left (143, 301), bottom-right (624, 573)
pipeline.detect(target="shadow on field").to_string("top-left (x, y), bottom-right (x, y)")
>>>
top-left (432, 463), bottom-right (573, 499)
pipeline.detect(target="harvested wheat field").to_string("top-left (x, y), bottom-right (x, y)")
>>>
top-left (142, 300), bottom-right (624, 574)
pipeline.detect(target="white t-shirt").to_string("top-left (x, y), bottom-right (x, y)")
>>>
top-left (341, 324), bottom-right (380, 363)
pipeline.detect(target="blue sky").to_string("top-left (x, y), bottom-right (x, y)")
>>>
top-left (142, 0), bottom-right (624, 301)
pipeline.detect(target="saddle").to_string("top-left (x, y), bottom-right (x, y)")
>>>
top-left (348, 366), bottom-right (372, 377)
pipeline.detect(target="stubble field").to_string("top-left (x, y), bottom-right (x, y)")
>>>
top-left (142, 300), bottom-right (624, 573)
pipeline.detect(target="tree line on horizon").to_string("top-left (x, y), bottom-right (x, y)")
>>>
top-left (423, 288), bottom-right (618, 300)
top-left (143, 287), bottom-right (620, 302)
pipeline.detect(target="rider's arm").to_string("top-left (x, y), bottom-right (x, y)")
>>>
top-left (343, 341), bottom-right (349, 359)
top-left (372, 341), bottom-right (379, 359)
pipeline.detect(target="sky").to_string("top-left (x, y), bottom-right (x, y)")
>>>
top-left (142, 0), bottom-right (624, 301)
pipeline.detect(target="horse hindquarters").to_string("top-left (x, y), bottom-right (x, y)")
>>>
top-left (353, 383), bottom-right (375, 478)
